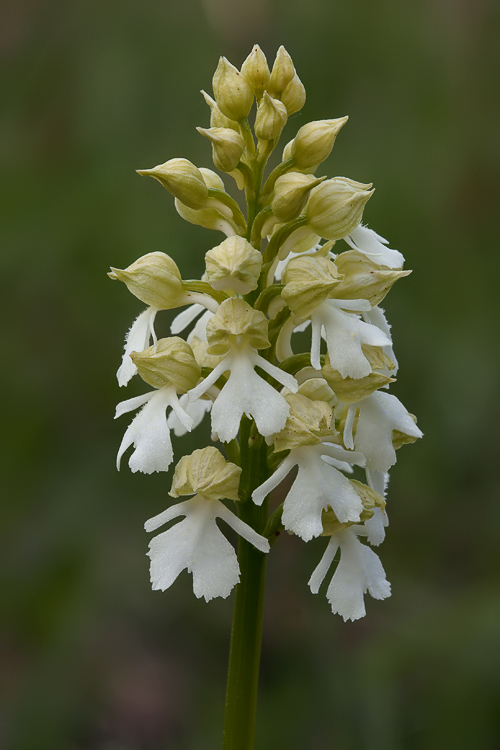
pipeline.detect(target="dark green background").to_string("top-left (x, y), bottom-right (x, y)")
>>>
top-left (2, 0), bottom-right (499, 747)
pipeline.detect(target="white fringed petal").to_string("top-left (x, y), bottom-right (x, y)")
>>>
top-left (346, 224), bottom-right (405, 269)
top-left (354, 391), bottom-right (423, 471)
top-left (309, 528), bottom-right (391, 621)
top-left (146, 496), bottom-right (269, 601)
top-left (117, 307), bottom-right (158, 387)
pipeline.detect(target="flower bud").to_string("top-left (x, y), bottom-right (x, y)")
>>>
top-left (322, 353), bottom-right (394, 404)
top-left (273, 393), bottom-right (332, 452)
top-left (334, 250), bottom-right (411, 306)
top-left (137, 158), bottom-right (209, 209)
top-left (199, 167), bottom-right (225, 190)
top-left (206, 298), bottom-right (270, 354)
top-left (241, 45), bottom-right (270, 96)
top-left (170, 446), bottom-right (241, 501)
top-left (175, 199), bottom-right (236, 236)
top-left (197, 127), bottom-right (245, 173)
top-left (291, 117), bottom-right (348, 170)
top-left (108, 252), bottom-right (185, 309)
top-left (254, 92), bottom-right (288, 141)
top-left (297, 378), bottom-right (335, 403)
top-left (268, 46), bottom-right (295, 96)
top-left (281, 73), bottom-right (306, 115)
top-left (212, 57), bottom-right (254, 121)
top-left (272, 172), bottom-right (326, 222)
top-left (201, 90), bottom-right (239, 130)
top-left (205, 236), bottom-right (262, 294)
top-left (282, 255), bottom-right (342, 319)
top-left (307, 177), bottom-right (374, 240)
top-left (130, 337), bottom-right (201, 392)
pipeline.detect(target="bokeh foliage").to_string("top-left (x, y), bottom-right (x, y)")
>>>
top-left (1, 0), bottom-right (500, 747)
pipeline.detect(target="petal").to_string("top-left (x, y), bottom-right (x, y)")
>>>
top-left (188, 356), bottom-right (231, 402)
top-left (170, 303), bottom-right (205, 335)
top-left (117, 387), bottom-right (174, 473)
top-left (364, 507), bottom-right (389, 546)
top-left (308, 536), bottom-right (339, 594)
top-left (250, 351), bottom-right (299, 392)
top-left (115, 391), bottom-right (154, 420)
top-left (117, 307), bottom-right (158, 387)
top-left (191, 518), bottom-right (240, 601)
top-left (252, 456), bottom-right (296, 506)
top-left (167, 393), bottom-right (212, 437)
top-left (346, 224), bottom-right (405, 269)
top-left (216, 503), bottom-right (270, 554)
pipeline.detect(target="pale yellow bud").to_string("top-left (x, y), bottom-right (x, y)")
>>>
top-left (108, 252), bottom-right (185, 309)
top-left (212, 57), bottom-right (254, 121)
top-left (175, 198), bottom-right (236, 236)
top-left (306, 177), bottom-right (374, 240)
top-left (254, 92), bottom-right (288, 141)
top-left (201, 90), bottom-right (239, 130)
top-left (273, 393), bottom-right (332, 452)
top-left (272, 172), bottom-right (326, 222)
top-left (322, 353), bottom-right (394, 404)
top-left (333, 250), bottom-right (411, 306)
top-left (206, 298), bottom-right (270, 354)
top-left (197, 126), bottom-right (245, 173)
top-left (321, 480), bottom-right (385, 536)
top-left (282, 255), bottom-right (342, 319)
top-left (268, 46), bottom-right (295, 96)
top-left (291, 117), bottom-right (348, 170)
top-left (205, 236), bottom-right (262, 294)
top-left (170, 447), bottom-right (241, 501)
top-left (281, 73), bottom-right (306, 115)
top-left (297, 378), bottom-right (335, 403)
top-left (130, 337), bottom-right (201, 392)
top-left (199, 167), bottom-right (225, 191)
top-left (137, 158), bottom-right (208, 210)
top-left (282, 138), bottom-right (294, 161)
top-left (241, 45), bottom-right (270, 96)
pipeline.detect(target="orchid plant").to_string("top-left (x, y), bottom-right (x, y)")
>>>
top-left (110, 45), bottom-right (422, 749)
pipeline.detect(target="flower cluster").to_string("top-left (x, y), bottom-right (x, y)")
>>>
top-left (111, 46), bottom-right (422, 621)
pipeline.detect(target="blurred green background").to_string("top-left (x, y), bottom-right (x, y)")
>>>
top-left (2, 0), bottom-right (500, 748)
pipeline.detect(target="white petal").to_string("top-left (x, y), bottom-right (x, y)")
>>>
top-left (346, 224), bottom-right (405, 269)
top-left (250, 351), bottom-right (298, 392)
top-left (170, 303), bottom-right (205, 335)
top-left (364, 507), bottom-right (389, 546)
top-left (310, 318), bottom-right (323, 370)
top-left (362, 306), bottom-right (398, 374)
top-left (216, 504), bottom-right (270, 554)
top-left (145, 498), bottom-right (191, 533)
top-left (320, 442), bottom-right (366, 467)
top-left (117, 387), bottom-right (174, 473)
top-left (188, 309), bottom-right (214, 342)
top-left (188, 356), bottom-right (231, 402)
top-left (115, 391), bottom-right (154, 420)
top-left (167, 393), bottom-right (212, 437)
top-left (191, 518), bottom-right (240, 601)
top-left (308, 536), bottom-right (339, 594)
top-left (168, 392), bottom-right (194, 432)
top-left (117, 307), bottom-right (157, 387)
top-left (252, 456), bottom-right (296, 506)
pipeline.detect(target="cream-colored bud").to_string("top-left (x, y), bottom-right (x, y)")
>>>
top-left (321, 480), bottom-right (385, 536)
top-left (273, 393), bottom-right (332, 452)
top-left (254, 92), bottom-right (288, 141)
top-left (268, 46), bottom-right (295, 96)
top-left (170, 447), bottom-right (241, 501)
top-left (212, 57), bottom-right (254, 121)
top-left (199, 167), bottom-right (225, 191)
top-left (108, 252), bottom-right (185, 309)
top-left (282, 255), bottom-right (342, 319)
top-left (307, 177), bottom-right (374, 240)
top-left (205, 236), bottom-right (262, 294)
top-left (281, 73), bottom-right (306, 115)
top-left (297, 378), bottom-right (335, 403)
top-left (175, 198), bottom-right (236, 236)
top-left (197, 127), bottom-right (245, 173)
top-left (241, 45), bottom-right (270, 96)
top-left (322, 353), bottom-right (394, 404)
top-left (189, 334), bottom-right (225, 370)
top-left (130, 337), bottom-right (201, 392)
top-left (137, 158), bottom-right (208, 210)
top-left (291, 117), bottom-right (348, 170)
top-left (206, 298), bottom-right (270, 354)
top-left (272, 172), bottom-right (326, 222)
top-left (201, 90), bottom-right (240, 131)
top-left (333, 250), bottom-right (411, 306)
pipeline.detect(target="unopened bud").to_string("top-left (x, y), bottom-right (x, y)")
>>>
top-left (131, 337), bottom-right (200, 392)
top-left (272, 172), bottom-right (326, 222)
top-left (241, 45), bottom-right (270, 96)
top-left (137, 158), bottom-right (208, 209)
top-left (205, 236), bottom-right (262, 294)
top-left (199, 167), bottom-right (225, 191)
top-left (291, 117), bottom-right (348, 170)
top-left (268, 46), bottom-right (295, 96)
top-left (108, 252), bottom-right (185, 309)
top-left (273, 393), bottom-right (332, 452)
top-left (307, 177), bottom-right (374, 240)
top-left (201, 90), bottom-right (239, 130)
top-left (281, 73), bottom-right (306, 115)
top-left (197, 126), bottom-right (245, 173)
top-left (212, 57), bottom-right (254, 121)
top-left (297, 378), bottom-right (335, 403)
top-left (282, 255), bottom-right (342, 319)
top-left (322, 353), bottom-right (394, 404)
top-left (206, 298), bottom-right (270, 354)
top-left (334, 250), bottom-right (411, 305)
top-left (254, 92), bottom-right (287, 141)
top-left (170, 446), bottom-right (241, 501)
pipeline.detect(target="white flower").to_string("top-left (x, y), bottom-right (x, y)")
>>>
top-left (345, 224), bottom-right (404, 269)
top-left (252, 443), bottom-right (366, 541)
top-left (310, 298), bottom-right (391, 376)
top-left (308, 526), bottom-right (391, 621)
top-left (344, 390), bottom-right (423, 471)
top-left (117, 307), bottom-right (158, 387)
top-left (188, 344), bottom-right (298, 442)
top-left (145, 495), bottom-right (270, 601)
top-left (115, 386), bottom-right (192, 473)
